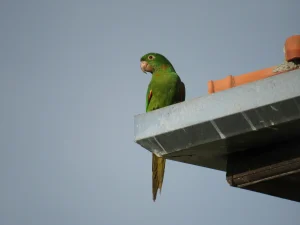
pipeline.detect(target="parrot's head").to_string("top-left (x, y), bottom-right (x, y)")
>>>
top-left (140, 53), bottom-right (175, 74)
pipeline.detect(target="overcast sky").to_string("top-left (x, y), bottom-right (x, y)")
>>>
top-left (1, 0), bottom-right (300, 225)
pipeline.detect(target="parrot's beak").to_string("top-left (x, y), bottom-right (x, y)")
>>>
top-left (140, 61), bottom-right (153, 73)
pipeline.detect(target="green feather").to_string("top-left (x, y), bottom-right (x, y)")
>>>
top-left (142, 52), bottom-right (185, 112)
top-left (140, 52), bottom-right (185, 201)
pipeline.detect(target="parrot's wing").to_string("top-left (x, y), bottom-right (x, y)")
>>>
top-left (146, 84), bottom-right (153, 112)
top-left (146, 74), bottom-right (185, 202)
top-left (175, 79), bottom-right (186, 103)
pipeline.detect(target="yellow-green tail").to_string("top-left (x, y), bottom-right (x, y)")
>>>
top-left (152, 153), bottom-right (166, 201)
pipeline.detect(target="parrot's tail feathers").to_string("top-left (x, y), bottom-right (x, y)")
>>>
top-left (152, 153), bottom-right (166, 201)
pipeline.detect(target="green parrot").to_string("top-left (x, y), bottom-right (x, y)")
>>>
top-left (140, 53), bottom-right (186, 201)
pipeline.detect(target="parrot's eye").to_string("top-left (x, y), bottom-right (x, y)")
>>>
top-left (148, 55), bottom-right (155, 60)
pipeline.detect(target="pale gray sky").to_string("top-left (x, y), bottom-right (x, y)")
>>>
top-left (1, 0), bottom-right (300, 225)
